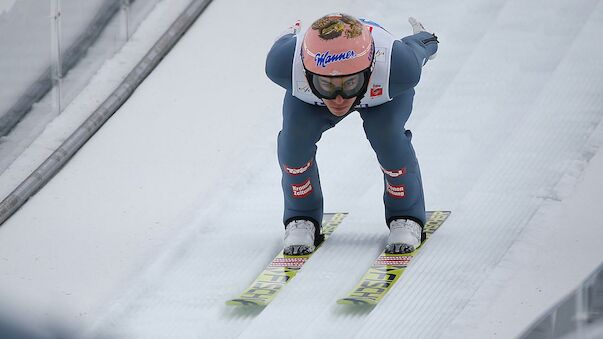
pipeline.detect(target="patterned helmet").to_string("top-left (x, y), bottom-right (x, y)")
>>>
top-left (302, 13), bottom-right (374, 76)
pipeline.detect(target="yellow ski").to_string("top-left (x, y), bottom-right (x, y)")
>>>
top-left (226, 212), bottom-right (347, 307)
top-left (337, 211), bottom-right (451, 305)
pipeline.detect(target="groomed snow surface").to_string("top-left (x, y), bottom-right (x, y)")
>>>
top-left (0, 0), bottom-right (602, 338)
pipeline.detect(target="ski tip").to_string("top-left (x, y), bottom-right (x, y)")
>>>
top-left (225, 299), bottom-right (267, 307)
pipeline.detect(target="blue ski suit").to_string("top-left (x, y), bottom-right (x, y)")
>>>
top-left (266, 24), bottom-right (438, 231)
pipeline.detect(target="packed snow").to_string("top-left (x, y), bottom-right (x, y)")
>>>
top-left (0, 0), bottom-right (602, 338)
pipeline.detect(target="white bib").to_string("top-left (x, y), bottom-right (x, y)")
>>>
top-left (292, 19), bottom-right (395, 108)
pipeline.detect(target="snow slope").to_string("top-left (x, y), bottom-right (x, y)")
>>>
top-left (0, 0), bottom-right (602, 338)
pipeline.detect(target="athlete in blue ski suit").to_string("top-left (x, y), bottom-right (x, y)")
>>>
top-left (266, 18), bottom-right (438, 236)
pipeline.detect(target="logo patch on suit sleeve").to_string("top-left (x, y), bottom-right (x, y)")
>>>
top-left (386, 181), bottom-right (405, 198)
top-left (284, 159), bottom-right (313, 175)
top-left (381, 166), bottom-right (407, 178)
top-left (292, 178), bottom-right (313, 198)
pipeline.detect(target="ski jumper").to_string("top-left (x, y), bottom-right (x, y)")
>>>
top-left (266, 19), bottom-right (438, 230)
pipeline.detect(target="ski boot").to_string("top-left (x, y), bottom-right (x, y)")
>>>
top-left (385, 218), bottom-right (422, 254)
top-left (283, 219), bottom-right (317, 255)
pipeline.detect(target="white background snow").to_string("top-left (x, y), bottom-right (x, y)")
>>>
top-left (0, 0), bottom-right (16, 15)
top-left (0, 0), bottom-right (602, 338)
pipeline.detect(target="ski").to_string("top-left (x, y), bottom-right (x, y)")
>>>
top-left (337, 210), bottom-right (451, 305)
top-left (226, 212), bottom-right (347, 306)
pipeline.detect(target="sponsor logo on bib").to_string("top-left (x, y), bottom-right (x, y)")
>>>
top-left (370, 84), bottom-right (383, 97)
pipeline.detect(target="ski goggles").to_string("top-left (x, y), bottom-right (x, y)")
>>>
top-left (305, 68), bottom-right (371, 100)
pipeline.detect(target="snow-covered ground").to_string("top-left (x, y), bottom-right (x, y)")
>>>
top-left (0, 0), bottom-right (602, 338)
top-left (0, 0), bottom-right (17, 14)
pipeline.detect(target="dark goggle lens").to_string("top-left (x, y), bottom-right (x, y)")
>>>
top-left (310, 72), bottom-right (366, 99)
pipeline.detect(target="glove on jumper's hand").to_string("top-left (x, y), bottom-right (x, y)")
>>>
top-left (274, 20), bottom-right (301, 42)
top-left (409, 17), bottom-right (437, 60)
top-left (409, 17), bottom-right (427, 34)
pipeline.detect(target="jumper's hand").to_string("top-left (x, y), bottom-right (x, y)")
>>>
top-left (409, 17), bottom-right (437, 60)
top-left (291, 20), bottom-right (301, 34)
top-left (409, 17), bottom-right (428, 34)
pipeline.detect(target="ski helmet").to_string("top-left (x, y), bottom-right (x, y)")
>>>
top-left (301, 13), bottom-right (375, 102)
